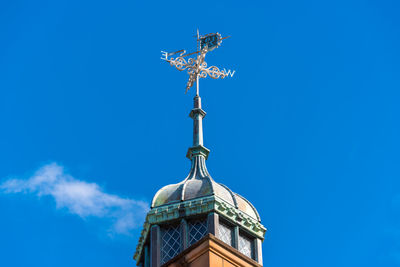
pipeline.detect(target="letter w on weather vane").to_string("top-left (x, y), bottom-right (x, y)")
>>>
top-left (161, 30), bottom-right (235, 95)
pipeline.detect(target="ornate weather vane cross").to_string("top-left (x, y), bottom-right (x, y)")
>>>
top-left (161, 30), bottom-right (235, 95)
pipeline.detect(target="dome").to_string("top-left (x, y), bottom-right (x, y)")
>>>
top-left (151, 156), bottom-right (260, 222)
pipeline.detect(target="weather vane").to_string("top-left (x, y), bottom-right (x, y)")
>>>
top-left (161, 30), bottom-right (235, 94)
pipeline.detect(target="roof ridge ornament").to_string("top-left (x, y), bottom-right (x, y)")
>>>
top-left (161, 30), bottom-right (235, 95)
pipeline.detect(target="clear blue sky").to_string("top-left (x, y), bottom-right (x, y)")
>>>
top-left (0, 0), bottom-right (399, 266)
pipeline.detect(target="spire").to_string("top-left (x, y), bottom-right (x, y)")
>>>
top-left (161, 30), bottom-right (235, 160)
top-left (186, 85), bottom-right (210, 160)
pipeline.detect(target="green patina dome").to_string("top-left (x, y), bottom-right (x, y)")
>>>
top-left (151, 155), bottom-right (261, 222)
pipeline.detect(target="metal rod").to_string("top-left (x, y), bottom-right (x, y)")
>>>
top-left (181, 50), bottom-right (200, 58)
top-left (196, 74), bottom-right (199, 96)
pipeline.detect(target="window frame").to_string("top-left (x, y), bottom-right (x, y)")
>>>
top-left (238, 229), bottom-right (255, 260)
top-left (187, 217), bottom-right (208, 246)
top-left (160, 222), bottom-right (182, 264)
top-left (217, 218), bottom-right (235, 247)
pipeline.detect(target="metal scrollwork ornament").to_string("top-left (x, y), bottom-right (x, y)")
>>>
top-left (161, 31), bottom-right (235, 94)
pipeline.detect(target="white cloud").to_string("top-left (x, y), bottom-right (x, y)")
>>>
top-left (0, 163), bottom-right (149, 235)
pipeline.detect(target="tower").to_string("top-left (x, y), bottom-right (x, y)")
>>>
top-left (134, 32), bottom-right (266, 267)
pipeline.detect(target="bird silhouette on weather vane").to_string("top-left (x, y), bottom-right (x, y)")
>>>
top-left (161, 30), bottom-right (235, 95)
